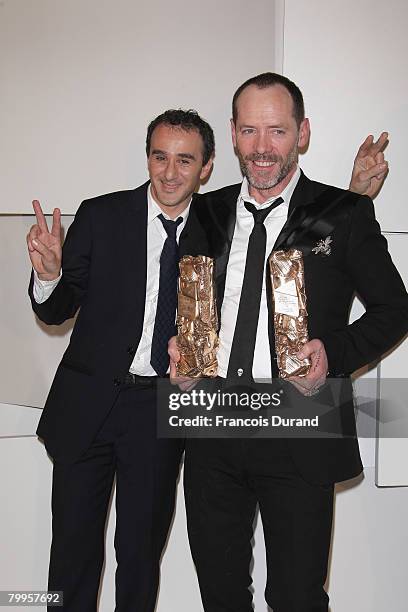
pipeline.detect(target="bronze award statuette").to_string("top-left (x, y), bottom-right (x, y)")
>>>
top-left (176, 255), bottom-right (218, 377)
top-left (269, 249), bottom-right (311, 379)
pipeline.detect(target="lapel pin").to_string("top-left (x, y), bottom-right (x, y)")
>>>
top-left (312, 236), bottom-right (332, 256)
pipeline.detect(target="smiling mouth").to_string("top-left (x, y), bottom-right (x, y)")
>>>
top-left (161, 182), bottom-right (181, 191)
top-left (252, 160), bottom-right (276, 168)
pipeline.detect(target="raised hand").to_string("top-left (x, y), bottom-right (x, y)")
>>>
top-left (349, 132), bottom-right (389, 199)
top-left (27, 200), bottom-right (62, 280)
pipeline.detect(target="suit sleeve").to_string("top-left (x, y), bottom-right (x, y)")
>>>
top-left (28, 200), bottom-right (92, 325)
top-left (320, 196), bottom-right (408, 375)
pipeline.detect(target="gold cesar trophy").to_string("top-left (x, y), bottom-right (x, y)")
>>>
top-left (269, 249), bottom-right (311, 378)
top-left (176, 255), bottom-right (218, 377)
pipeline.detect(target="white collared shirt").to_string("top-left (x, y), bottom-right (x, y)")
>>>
top-left (33, 185), bottom-right (190, 376)
top-left (217, 166), bottom-right (301, 379)
top-left (132, 188), bottom-right (189, 374)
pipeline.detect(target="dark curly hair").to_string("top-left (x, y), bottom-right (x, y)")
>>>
top-left (146, 109), bottom-right (215, 166)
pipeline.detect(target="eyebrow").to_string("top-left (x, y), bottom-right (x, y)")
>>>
top-left (151, 149), bottom-right (196, 161)
top-left (240, 124), bottom-right (285, 129)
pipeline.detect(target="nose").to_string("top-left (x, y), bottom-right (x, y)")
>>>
top-left (254, 130), bottom-right (269, 155)
top-left (164, 158), bottom-right (177, 181)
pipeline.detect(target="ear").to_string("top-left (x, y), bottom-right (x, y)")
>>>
top-left (200, 155), bottom-right (214, 181)
top-left (298, 118), bottom-right (310, 149)
top-left (231, 118), bottom-right (237, 148)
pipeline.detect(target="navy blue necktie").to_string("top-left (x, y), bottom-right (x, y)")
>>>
top-left (150, 214), bottom-right (183, 376)
top-left (227, 197), bottom-right (283, 381)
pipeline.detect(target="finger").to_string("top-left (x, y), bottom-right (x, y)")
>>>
top-left (297, 339), bottom-right (322, 360)
top-left (290, 371), bottom-right (319, 389)
top-left (26, 225), bottom-right (40, 252)
top-left (374, 151), bottom-right (385, 165)
top-left (171, 374), bottom-right (196, 390)
top-left (287, 378), bottom-right (310, 395)
top-left (358, 162), bottom-right (388, 184)
top-left (356, 134), bottom-right (373, 158)
top-left (169, 346), bottom-right (181, 363)
top-left (288, 374), bottom-right (315, 389)
top-left (168, 336), bottom-right (181, 363)
top-left (177, 375), bottom-right (195, 385)
top-left (169, 359), bottom-right (178, 382)
top-left (180, 379), bottom-right (198, 392)
top-left (27, 234), bottom-right (38, 253)
top-left (370, 131), bottom-right (389, 156)
top-left (375, 171), bottom-right (388, 181)
top-left (51, 208), bottom-right (61, 238)
top-left (32, 200), bottom-right (49, 234)
top-left (169, 367), bottom-right (193, 387)
top-left (31, 236), bottom-right (55, 261)
top-left (289, 374), bottom-right (325, 397)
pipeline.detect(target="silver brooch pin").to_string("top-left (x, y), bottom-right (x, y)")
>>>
top-left (312, 236), bottom-right (332, 256)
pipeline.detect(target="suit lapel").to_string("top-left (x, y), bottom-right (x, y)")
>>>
top-left (210, 186), bottom-right (240, 275)
top-left (122, 182), bottom-right (149, 303)
top-left (273, 171), bottom-right (316, 251)
top-left (185, 184), bottom-right (239, 321)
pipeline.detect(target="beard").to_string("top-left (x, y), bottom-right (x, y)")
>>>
top-left (237, 145), bottom-right (298, 191)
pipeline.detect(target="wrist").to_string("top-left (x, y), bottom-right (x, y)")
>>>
top-left (37, 270), bottom-right (61, 282)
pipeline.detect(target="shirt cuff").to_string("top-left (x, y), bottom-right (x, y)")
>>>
top-left (32, 270), bottom-right (62, 304)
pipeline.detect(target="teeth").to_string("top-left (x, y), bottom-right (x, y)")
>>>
top-left (253, 161), bottom-right (275, 167)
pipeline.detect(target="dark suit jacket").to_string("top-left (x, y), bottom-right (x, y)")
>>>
top-left (180, 172), bottom-right (408, 483)
top-left (29, 181), bottom-right (199, 463)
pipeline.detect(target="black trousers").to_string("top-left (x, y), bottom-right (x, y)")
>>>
top-left (48, 383), bottom-right (184, 611)
top-left (184, 437), bottom-right (334, 612)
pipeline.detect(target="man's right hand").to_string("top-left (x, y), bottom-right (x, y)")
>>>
top-left (168, 336), bottom-right (198, 392)
top-left (27, 200), bottom-right (62, 280)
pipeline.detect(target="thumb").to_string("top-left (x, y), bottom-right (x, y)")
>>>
top-left (297, 339), bottom-right (321, 360)
top-left (170, 359), bottom-right (178, 381)
top-left (168, 335), bottom-right (180, 363)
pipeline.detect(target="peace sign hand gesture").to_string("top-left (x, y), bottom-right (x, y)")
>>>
top-left (349, 132), bottom-right (389, 199)
top-left (27, 200), bottom-right (62, 281)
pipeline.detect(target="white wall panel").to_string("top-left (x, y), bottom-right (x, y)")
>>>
top-left (376, 233), bottom-right (408, 485)
top-left (283, 0), bottom-right (408, 232)
top-left (283, 0), bottom-right (408, 485)
top-left (0, 403), bottom-right (41, 438)
top-left (0, 216), bottom-right (74, 408)
top-left (1, 0), bottom-right (282, 215)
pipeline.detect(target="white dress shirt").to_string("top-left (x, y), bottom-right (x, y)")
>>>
top-left (33, 186), bottom-right (190, 376)
top-left (217, 166), bottom-right (301, 380)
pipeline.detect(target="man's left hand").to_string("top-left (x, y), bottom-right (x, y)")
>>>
top-left (288, 339), bottom-right (328, 396)
top-left (349, 132), bottom-right (389, 199)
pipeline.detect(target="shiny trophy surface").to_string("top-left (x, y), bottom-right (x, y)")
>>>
top-left (176, 255), bottom-right (218, 377)
top-left (269, 249), bottom-right (311, 378)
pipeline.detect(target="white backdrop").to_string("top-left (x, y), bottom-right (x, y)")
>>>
top-left (0, 0), bottom-right (283, 215)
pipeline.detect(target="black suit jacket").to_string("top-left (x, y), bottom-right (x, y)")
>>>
top-left (29, 181), bottom-right (197, 463)
top-left (180, 172), bottom-right (408, 483)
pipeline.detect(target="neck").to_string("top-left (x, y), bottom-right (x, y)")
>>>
top-left (150, 189), bottom-right (190, 219)
top-left (158, 202), bottom-right (189, 219)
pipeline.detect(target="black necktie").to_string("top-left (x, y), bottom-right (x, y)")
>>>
top-left (227, 197), bottom-right (283, 381)
top-left (150, 214), bottom-right (183, 376)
